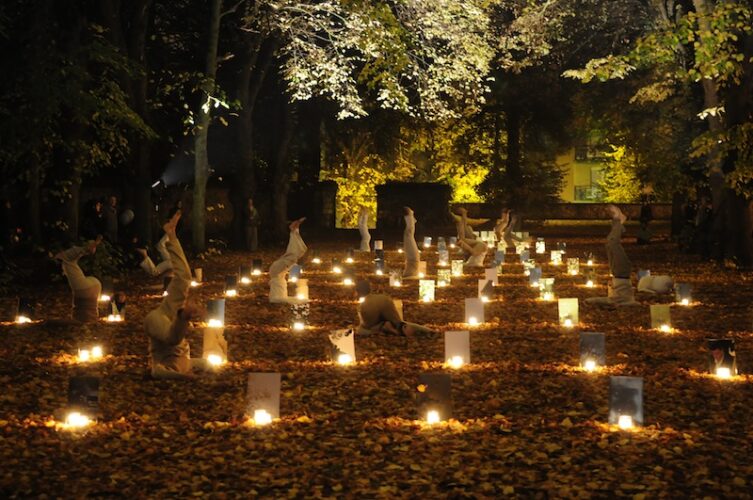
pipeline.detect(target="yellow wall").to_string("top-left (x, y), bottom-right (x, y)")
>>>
top-left (556, 148), bottom-right (605, 203)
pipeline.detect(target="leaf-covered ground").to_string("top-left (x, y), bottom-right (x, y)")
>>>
top-left (2, 222), bottom-right (753, 498)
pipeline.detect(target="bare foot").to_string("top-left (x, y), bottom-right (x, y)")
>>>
top-left (289, 217), bottom-right (306, 232)
top-left (163, 210), bottom-right (181, 239)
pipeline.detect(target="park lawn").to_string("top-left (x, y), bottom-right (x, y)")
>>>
top-left (1, 225), bottom-right (752, 498)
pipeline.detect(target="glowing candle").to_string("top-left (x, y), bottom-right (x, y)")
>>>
top-left (716, 367), bottom-right (731, 379)
top-left (343, 277), bottom-right (353, 286)
top-left (91, 346), bottom-right (103, 360)
top-left (468, 316), bottom-right (478, 326)
top-left (78, 349), bottom-right (91, 362)
top-left (253, 409), bottom-right (272, 426)
top-left (586, 280), bottom-right (594, 288)
top-left (15, 315), bottom-right (31, 324)
top-left (617, 415), bottom-right (634, 430)
top-left (106, 314), bottom-right (122, 322)
top-left (680, 298), bottom-right (689, 306)
top-left (418, 272), bottom-right (425, 278)
top-left (423, 242), bottom-right (430, 248)
top-left (530, 281), bottom-right (539, 288)
top-left (162, 291), bottom-right (168, 297)
top-left (240, 277), bottom-right (251, 285)
top-left (543, 292), bottom-right (554, 302)
top-left (190, 280), bottom-right (200, 287)
top-left (659, 324), bottom-right (671, 333)
top-left (587, 259), bottom-right (593, 266)
top-left (426, 410), bottom-right (440, 424)
top-left (65, 412), bottom-right (92, 428)
top-left (208, 319), bottom-right (224, 328)
top-left (563, 318), bottom-right (573, 328)
top-left (252, 269), bottom-right (262, 276)
top-left (333, 266), bottom-right (342, 274)
top-left (207, 354), bottom-right (224, 367)
top-left (447, 356), bottom-right (464, 369)
top-left (358, 297), bottom-right (365, 303)
top-left (480, 296), bottom-right (490, 303)
top-left (312, 257), bottom-right (322, 264)
top-left (583, 359), bottom-right (597, 372)
top-left (375, 269), bottom-right (384, 276)
top-left (393, 280), bottom-right (402, 287)
top-left (569, 270), bottom-right (578, 276)
top-left (292, 321), bottom-right (305, 331)
top-left (99, 294), bottom-right (111, 303)
top-left (345, 257), bottom-right (354, 264)
top-left (225, 289), bottom-right (237, 298)
top-left (297, 293), bottom-right (306, 301)
top-left (290, 276), bottom-right (298, 283)
top-left (398, 248), bottom-right (404, 254)
top-left (337, 353), bottom-right (353, 365)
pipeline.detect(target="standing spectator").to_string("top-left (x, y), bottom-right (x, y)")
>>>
top-left (104, 195), bottom-right (119, 243)
top-left (244, 197), bottom-right (260, 252)
top-left (81, 199), bottom-right (106, 240)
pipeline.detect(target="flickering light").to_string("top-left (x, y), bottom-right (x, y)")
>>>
top-left (659, 324), bottom-right (671, 333)
top-left (587, 260), bottom-right (593, 266)
top-left (680, 298), bottom-right (689, 306)
top-left (569, 270), bottom-right (578, 276)
top-left (418, 272), bottom-right (425, 278)
top-left (207, 354), bottom-right (224, 367)
top-left (583, 359), bottom-right (597, 372)
top-left (552, 261), bottom-right (560, 266)
top-left (253, 409), bottom-right (272, 426)
top-left (586, 280), bottom-right (594, 288)
top-left (312, 257), bottom-right (322, 264)
top-left (190, 280), bottom-right (200, 287)
top-left (452, 270), bottom-right (461, 277)
top-left (617, 415), bottom-right (634, 430)
top-left (91, 346), bottom-right (103, 360)
top-left (106, 314), bottom-right (122, 322)
top-left (487, 242), bottom-right (494, 249)
top-left (530, 281), bottom-right (539, 288)
top-left (542, 292), bottom-right (554, 302)
top-left (225, 289), bottom-right (237, 298)
top-left (292, 321), bottom-right (305, 331)
top-left (447, 355), bottom-right (464, 369)
top-left (398, 249), bottom-right (404, 254)
top-left (563, 318), bottom-right (574, 328)
top-left (450, 243), bottom-right (456, 249)
top-left (15, 315), bottom-right (31, 324)
top-left (290, 277), bottom-right (298, 283)
top-left (240, 277), bottom-right (251, 285)
top-left (426, 410), bottom-right (440, 424)
top-left (716, 367), bottom-right (731, 379)
top-left (423, 242), bottom-right (430, 248)
top-left (337, 353), bottom-right (353, 365)
top-left (162, 291), bottom-right (168, 297)
top-left (345, 257), bottom-right (354, 264)
top-left (468, 316), bottom-right (478, 326)
top-left (333, 266), bottom-right (342, 274)
top-left (99, 294), bottom-right (111, 303)
top-left (343, 277), bottom-right (353, 286)
top-left (78, 349), bottom-right (91, 362)
top-left (297, 293), bottom-right (306, 301)
top-left (65, 412), bottom-right (92, 429)
top-left (252, 269), bottom-right (262, 276)
top-left (375, 269), bottom-right (384, 276)
top-left (480, 295), bottom-right (490, 303)
top-left (207, 319), bottom-right (224, 328)
top-left (393, 280), bottom-right (402, 287)
top-left (358, 297), bottom-right (365, 303)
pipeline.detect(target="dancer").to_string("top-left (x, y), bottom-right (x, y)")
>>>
top-left (586, 205), bottom-right (638, 306)
top-left (136, 233), bottom-right (173, 277)
top-left (357, 293), bottom-right (435, 336)
top-left (56, 236), bottom-right (103, 323)
top-left (454, 207), bottom-right (487, 267)
top-left (450, 207), bottom-right (487, 241)
top-left (402, 207), bottom-right (420, 279)
top-left (358, 206), bottom-right (371, 252)
top-left (144, 211), bottom-right (207, 379)
top-left (494, 208), bottom-right (510, 242)
top-left (502, 211), bottom-right (527, 250)
top-left (269, 218), bottom-right (307, 303)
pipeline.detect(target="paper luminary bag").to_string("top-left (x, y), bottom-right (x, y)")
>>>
top-left (206, 299), bottom-right (226, 327)
top-left (650, 304), bottom-right (671, 330)
top-left (445, 330), bottom-right (470, 367)
top-left (529, 267), bottom-right (542, 287)
top-left (494, 250), bottom-right (505, 266)
top-left (585, 270), bottom-right (596, 287)
top-left (557, 242), bottom-right (567, 253)
top-left (419, 280), bottom-right (436, 302)
top-left (290, 302), bottom-right (310, 329)
top-left (331, 258), bottom-right (342, 273)
top-left (346, 249), bottom-right (355, 262)
top-left (203, 328), bottom-right (228, 362)
top-left (523, 259), bottom-right (536, 276)
top-left (675, 283), bottom-right (692, 304)
top-left (437, 237), bottom-right (447, 252)
top-left (295, 279), bottom-right (310, 301)
top-left (224, 275), bottom-right (239, 296)
top-left (558, 298), bottom-right (579, 327)
top-left (67, 375), bottom-right (100, 416)
top-left (579, 332), bottom-right (606, 368)
top-left (438, 249), bottom-right (449, 267)
top-left (328, 329), bottom-right (356, 364)
top-left (484, 267), bottom-right (498, 286)
top-left (707, 339), bottom-right (737, 376)
top-left (465, 298), bottom-right (484, 324)
top-left (637, 269), bottom-right (651, 280)
top-left (375, 258), bottom-right (385, 275)
top-left (449, 236), bottom-right (458, 248)
top-left (423, 236), bottom-right (432, 248)
top-left (437, 268), bottom-right (451, 287)
top-left (451, 260), bottom-right (464, 277)
top-left (519, 249), bottom-right (530, 263)
top-left (193, 267), bottom-right (203, 282)
top-left (289, 264), bottom-right (302, 282)
top-left (252, 259), bottom-right (263, 275)
top-left (478, 280), bottom-right (493, 300)
top-left (567, 258), bottom-right (580, 276)
top-left (416, 373), bottom-right (452, 422)
top-left (550, 250), bottom-right (563, 265)
top-left (375, 248), bottom-right (385, 261)
top-left (239, 266), bottom-right (252, 284)
top-left (389, 271), bottom-right (402, 287)
top-left (247, 373), bottom-right (281, 420)
top-left (539, 278), bottom-right (555, 301)
top-left (516, 243), bottom-right (529, 256)
top-left (374, 240), bottom-right (383, 251)
top-left (535, 238), bottom-right (546, 254)
top-left (417, 261), bottom-right (427, 277)
top-left (609, 376), bottom-right (644, 428)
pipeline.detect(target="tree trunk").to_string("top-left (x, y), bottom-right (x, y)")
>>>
top-left (28, 157), bottom-right (42, 244)
top-left (272, 104), bottom-right (297, 240)
top-left (505, 105), bottom-right (522, 207)
top-left (192, 0), bottom-right (222, 252)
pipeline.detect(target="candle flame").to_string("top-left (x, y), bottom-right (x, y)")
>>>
top-left (15, 315), bottom-right (31, 324)
top-left (65, 412), bottom-right (92, 428)
top-left (207, 354), bottom-right (225, 367)
top-left (716, 367), bottom-right (731, 379)
top-left (426, 410), bottom-right (440, 424)
top-left (337, 353), bottom-right (353, 365)
top-left (207, 319), bottom-right (224, 328)
top-left (617, 415), bottom-right (634, 430)
top-left (447, 355), bottom-right (464, 369)
top-left (253, 409), bottom-right (272, 426)
top-left (583, 359), bottom-right (597, 372)
top-left (292, 321), bottom-right (305, 331)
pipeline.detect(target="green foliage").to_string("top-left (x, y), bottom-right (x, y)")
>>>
top-left (598, 146), bottom-right (641, 202)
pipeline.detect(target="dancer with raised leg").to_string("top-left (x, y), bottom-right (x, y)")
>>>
top-left (56, 236), bottom-right (103, 323)
top-left (269, 218), bottom-right (308, 303)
